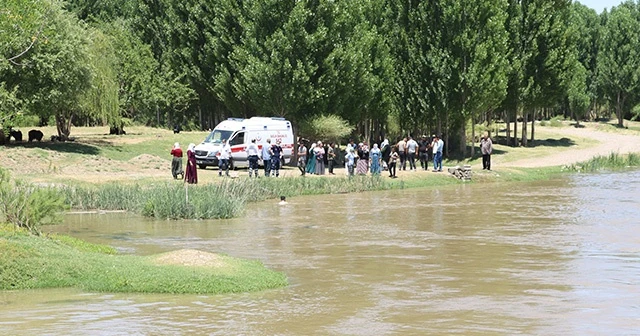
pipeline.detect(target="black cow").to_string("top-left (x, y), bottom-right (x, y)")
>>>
top-left (109, 126), bottom-right (126, 135)
top-left (28, 129), bottom-right (44, 142)
top-left (9, 130), bottom-right (22, 142)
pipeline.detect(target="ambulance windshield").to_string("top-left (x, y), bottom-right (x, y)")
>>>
top-left (204, 130), bottom-right (233, 144)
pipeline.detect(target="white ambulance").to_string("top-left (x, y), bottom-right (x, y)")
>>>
top-left (194, 117), bottom-right (294, 169)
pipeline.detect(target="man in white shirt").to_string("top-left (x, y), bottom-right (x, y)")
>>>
top-left (397, 137), bottom-right (407, 170)
top-left (218, 139), bottom-right (231, 177)
top-left (431, 135), bottom-right (439, 172)
top-left (247, 138), bottom-right (259, 178)
top-left (406, 136), bottom-right (418, 171)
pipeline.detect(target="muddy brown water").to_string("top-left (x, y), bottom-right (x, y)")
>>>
top-left (1, 171), bottom-right (640, 335)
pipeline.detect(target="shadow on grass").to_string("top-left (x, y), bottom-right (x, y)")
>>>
top-left (493, 136), bottom-right (575, 148)
top-left (4, 141), bottom-right (101, 155)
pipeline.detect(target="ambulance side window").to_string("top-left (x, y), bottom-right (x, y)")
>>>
top-left (230, 132), bottom-right (244, 146)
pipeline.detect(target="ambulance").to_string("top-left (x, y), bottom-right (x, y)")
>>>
top-left (194, 117), bottom-right (294, 169)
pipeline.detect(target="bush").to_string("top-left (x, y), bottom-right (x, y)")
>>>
top-left (299, 114), bottom-right (353, 142)
top-left (0, 169), bottom-right (67, 235)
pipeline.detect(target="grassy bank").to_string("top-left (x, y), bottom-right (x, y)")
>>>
top-left (0, 225), bottom-right (287, 293)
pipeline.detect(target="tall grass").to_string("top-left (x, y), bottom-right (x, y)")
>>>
top-left (59, 176), bottom-right (393, 220)
top-left (564, 152), bottom-right (640, 172)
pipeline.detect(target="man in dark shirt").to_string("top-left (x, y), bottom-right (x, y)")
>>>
top-left (418, 135), bottom-right (430, 171)
top-left (270, 139), bottom-right (283, 177)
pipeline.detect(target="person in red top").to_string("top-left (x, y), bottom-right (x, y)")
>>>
top-left (170, 142), bottom-right (184, 179)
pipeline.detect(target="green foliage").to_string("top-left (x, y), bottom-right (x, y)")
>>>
top-left (0, 169), bottom-right (67, 235)
top-left (49, 233), bottom-right (117, 254)
top-left (598, 1), bottom-right (640, 126)
top-left (299, 114), bottom-right (354, 142)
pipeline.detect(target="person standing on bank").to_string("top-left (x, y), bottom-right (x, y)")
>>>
top-left (170, 142), bottom-right (184, 179)
top-left (418, 135), bottom-right (429, 171)
top-left (270, 138), bottom-right (283, 177)
top-left (370, 143), bottom-right (381, 175)
top-left (388, 145), bottom-right (399, 178)
top-left (345, 147), bottom-right (356, 176)
top-left (431, 135), bottom-right (440, 172)
top-left (481, 132), bottom-right (493, 170)
top-left (397, 137), bottom-right (407, 170)
top-left (297, 140), bottom-right (307, 176)
top-left (218, 139), bottom-right (231, 177)
top-left (262, 138), bottom-right (272, 177)
top-left (315, 141), bottom-right (326, 175)
top-left (185, 143), bottom-right (198, 184)
top-left (247, 138), bottom-right (260, 178)
top-left (406, 136), bottom-right (418, 171)
top-left (328, 142), bottom-right (337, 175)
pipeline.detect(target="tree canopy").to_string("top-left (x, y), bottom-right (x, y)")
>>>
top-left (1, 0), bottom-right (639, 151)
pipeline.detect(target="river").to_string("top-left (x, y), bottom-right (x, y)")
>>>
top-left (1, 171), bottom-right (639, 335)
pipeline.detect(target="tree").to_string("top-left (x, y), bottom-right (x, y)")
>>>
top-left (598, 1), bottom-right (640, 127)
top-left (442, 0), bottom-right (509, 156)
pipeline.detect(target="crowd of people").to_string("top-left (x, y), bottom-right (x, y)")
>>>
top-left (295, 134), bottom-right (448, 178)
top-left (171, 133), bottom-right (494, 181)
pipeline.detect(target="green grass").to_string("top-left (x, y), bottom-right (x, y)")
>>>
top-left (0, 226), bottom-right (287, 293)
top-left (59, 176), bottom-right (397, 220)
top-left (564, 152), bottom-right (640, 172)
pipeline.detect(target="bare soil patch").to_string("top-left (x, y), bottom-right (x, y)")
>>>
top-left (152, 249), bottom-right (226, 268)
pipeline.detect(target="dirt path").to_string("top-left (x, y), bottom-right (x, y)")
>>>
top-left (503, 126), bottom-right (640, 168)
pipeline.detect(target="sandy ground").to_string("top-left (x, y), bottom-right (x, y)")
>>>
top-left (502, 125), bottom-right (640, 168)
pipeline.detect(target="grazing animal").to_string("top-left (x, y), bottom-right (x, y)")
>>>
top-left (173, 124), bottom-right (181, 134)
top-left (9, 129), bottom-right (22, 142)
top-left (109, 126), bottom-right (126, 135)
top-left (28, 129), bottom-right (44, 142)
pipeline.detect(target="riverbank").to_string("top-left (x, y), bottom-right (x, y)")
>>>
top-left (0, 224), bottom-right (287, 293)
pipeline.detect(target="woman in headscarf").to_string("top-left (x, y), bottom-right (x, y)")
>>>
top-left (370, 143), bottom-right (381, 175)
top-left (356, 143), bottom-right (369, 175)
top-left (380, 138), bottom-right (390, 169)
top-left (170, 142), bottom-right (184, 179)
top-left (315, 141), bottom-right (326, 175)
top-left (306, 142), bottom-right (316, 174)
top-left (184, 143), bottom-right (198, 184)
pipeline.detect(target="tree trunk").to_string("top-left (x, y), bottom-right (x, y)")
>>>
top-left (513, 111), bottom-right (518, 147)
top-left (530, 109), bottom-right (535, 146)
top-left (460, 121), bottom-right (466, 158)
top-left (521, 110), bottom-right (528, 147)
top-left (471, 115), bottom-right (476, 157)
top-left (617, 91), bottom-right (624, 127)
top-left (505, 111), bottom-right (511, 146)
top-left (55, 113), bottom-right (73, 141)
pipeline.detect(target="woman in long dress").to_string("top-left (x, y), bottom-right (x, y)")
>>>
top-left (306, 143), bottom-right (316, 174)
top-left (370, 143), bottom-right (381, 175)
top-left (356, 143), bottom-right (369, 175)
top-left (184, 143), bottom-right (198, 184)
top-left (315, 141), bottom-right (326, 175)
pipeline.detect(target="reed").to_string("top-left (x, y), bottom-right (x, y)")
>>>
top-left (564, 152), bottom-right (640, 172)
top-left (59, 175), bottom-right (392, 220)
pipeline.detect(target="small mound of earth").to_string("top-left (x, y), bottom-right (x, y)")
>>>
top-left (152, 249), bottom-right (225, 268)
